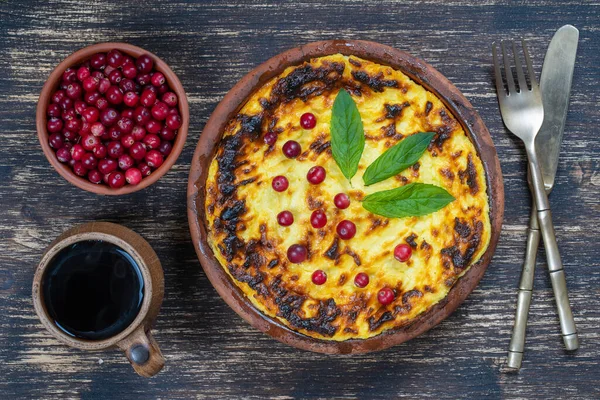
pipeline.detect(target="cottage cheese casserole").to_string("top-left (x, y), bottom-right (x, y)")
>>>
top-left (204, 54), bottom-right (491, 341)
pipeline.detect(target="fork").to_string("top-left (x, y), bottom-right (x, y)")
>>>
top-left (492, 40), bottom-right (579, 355)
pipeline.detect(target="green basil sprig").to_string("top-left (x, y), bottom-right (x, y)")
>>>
top-left (363, 132), bottom-right (435, 186)
top-left (362, 183), bottom-right (455, 218)
top-left (330, 89), bottom-right (365, 182)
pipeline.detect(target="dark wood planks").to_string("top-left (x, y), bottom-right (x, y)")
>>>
top-left (0, 0), bottom-right (599, 398)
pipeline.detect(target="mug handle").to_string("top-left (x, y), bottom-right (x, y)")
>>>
top-left (117, 325), bottom-right (164, 377)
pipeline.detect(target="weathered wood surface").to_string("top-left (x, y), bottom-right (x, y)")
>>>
top-left (1, 0), bottom-right (599, 398)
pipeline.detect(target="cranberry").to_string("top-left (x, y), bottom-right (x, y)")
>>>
top-left (98, 78), bottom-right (111, 94)
top-left (117, 117), bottom-right (134, 134)
top-left (162, 92), bottom-right (177, 107)
top-left (81, 152), bottom-right (97, 169)
top-left (63, 130), bottom-right (79, 142)
top-left (143, 134), bottom-right (160, 149)
top-left (151, 72), bottom-right (165, 87)
top-left (140, 88), bottom-right (156, 107)
top-left (145, 150), bottom-right (164, 168)
top-left (336, 220), bottom-right (356, 240)
top-left (123, 91), bottom-right (139, 107)
top-left (66, 83), bottom-right (82, 99)
top-left (70, 144), bottom-right (85, 161)
top-left (145, 119), bottom-right (162, 134)
top-left (159, 127), bottom-right (175, 141)
top-left (72, 162), bottom-right (88, 177)
top-left (125, 168), bottom-right (142, 185)
top-left (47, 118), bottom-right (63, 133)
top-left (334, 193), bottom-right (350, 209)
top-left (107, 141), bottom-right (124, 158)
top-left (307, 166), bottom-right (326, 184)
top-left (121, 109), bottom-right (134, 119)
top-left (93, 144), bottom-right (107, 159)
top-left (158, 140), bottom-right (172, 156)
top-left (107, 49), bottom-right (124, 68)
top-left (83, 76), bottom-right (100, 92)
top-left (83, 91), bottom-right (100, 105)
top-left (76, 66), bottom-right (90, 82)
top-left (136, 54), bottom-right (154, 73)
top-left (282, 140), bottom-right (301, 158)
top-left (48, 133), bottom-right (64, 149)
top-left (59, 97), bottom-right (73, 111)
top-left (91, 70), bottom-right (105, 80)
top-left (107, 69), bottom-right (122, 85)
top-left (136, 73), bottom-right (151, 86)
top-left (47, 103), bottom-right (61, 117)
top-left (277, 211), bottom-right (294, 227)
top-left (80, 107), bottom-right (98, 123)
top-left (65, 119), bottom-right (81, 132)
top-left (100, 108), bottom-right (119, 126)
top-left (52, 90), bottom-right (66, 104)
top-left (157, 84), bottom-right (169, 95)
top-left (119, 78), bottom-right (135, 93)
top-left (122, 63), bottom-right (137, 79)
top-left (74, 100), bottom-right (87, 115)
top-left (107, 171), bottom-right (126, 188)
top-left (90, 53), bottom-right (106, 69)
top-left (106, 86), bottom-right (123, 105)
top-left (300, 112), bottom-right (317, 129)
top-left (121, 134), bottom-right (135, 148)
top-left (132, 125), bottom-right (147, 141)
top-left (96, 97), bottom-right (109, 111)
top-left (108, 126), bottom-right (122, 141)
top-left (165, 113), bottom-right (181, 130)
top-left (104, 65), bottom-right (115, 76)
top-left (151, 101), bottom-right (169, 120)
top-left (62, 68), bottom-right (77, 83)
top-left (264, 132), bottom-right (277, 145)
top-left (377, 288), bottom-right (395, 305)
top-left (62, 108), bottom-right (76, 121)
top-left (287, 244), bottom-right (307, 264)
top-left (118, 154), bottom-right (134, 170)
top-left (134, 106), bottom-right (151, 125)
top-left (394, 244), bottom-right (412, 262)
top-left (310, 210), bottom-right (327, 229)
top-left (98, 158), bottom-right (117, 174)
top-left (56, 147), bottom-right (71, 163)
top-left (311, 270), bottom-right (327, 285)
top-left (129, 142), bottom-right (147, 161)
top-left (122, 55), bottom-right (134, 66)
top-left (354, 273), bottom-right (369, 288)
top-left (81, 135), bottom-right (99, 151)
top-left (89, 122), bottom-right (105, 137)
top-left (138, 162), bottom-right (152, 176)
top-left (272, 175), bottom-right (289, 192)
top-left (88, 169), bottom-right (102, 184)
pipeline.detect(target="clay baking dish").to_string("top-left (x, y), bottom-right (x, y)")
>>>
top-left (187, 40), bottom-right (504, 354)
top-left (37, 42), bottom-right (189, 195)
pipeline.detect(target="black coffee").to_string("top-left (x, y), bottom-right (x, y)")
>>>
top-left (42, 240), bottom-right (144, 340)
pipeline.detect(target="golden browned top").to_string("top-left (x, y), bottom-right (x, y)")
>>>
top-left (204, 54), bottom-right (490, 340)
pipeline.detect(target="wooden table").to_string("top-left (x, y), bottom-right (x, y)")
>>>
top-left (1, 1), bottom-right (599, 398)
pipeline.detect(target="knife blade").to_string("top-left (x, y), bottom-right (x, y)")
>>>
top-left (538, 24), bottom-right (579, 190)
top-left (507, 25), bottom-right (579, 370)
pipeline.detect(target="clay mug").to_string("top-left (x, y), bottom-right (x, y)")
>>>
top-left (32, 222), bottom-right (165, 377)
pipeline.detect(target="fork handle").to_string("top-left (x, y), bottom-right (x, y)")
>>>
top-left (527, 147), bottom-right (579, 350)
top-left (508, 204), bottom-right (540, 369)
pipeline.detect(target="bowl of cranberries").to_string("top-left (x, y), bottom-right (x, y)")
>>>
top-left (37, 43), bottom-right (189, 194)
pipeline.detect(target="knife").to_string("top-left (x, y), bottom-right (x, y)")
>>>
top-left (507, 25), bottom-right (579, 370)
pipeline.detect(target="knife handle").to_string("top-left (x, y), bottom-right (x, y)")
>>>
top-left (508, 205), bottom-right (540, 370)
top-left (537, 208), bottom-right (579, 350)
top-left (527, 150), bottom-right (579, 351)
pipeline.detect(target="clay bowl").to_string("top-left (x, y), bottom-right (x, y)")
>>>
top-left (37, 42), bottom-right (189, 195)
top-left (187, 40), bottom-right (504, 354)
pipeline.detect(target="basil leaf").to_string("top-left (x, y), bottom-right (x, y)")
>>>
top-left (363, 132), bottom-right (435, 186)
top-left (362, 183), bottom-right (455, 218)
top-left (330, 89), bottom-right (365, 182)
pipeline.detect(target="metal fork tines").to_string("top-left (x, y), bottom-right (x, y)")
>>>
top-left (492, 40), bottom-right (579, 356)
